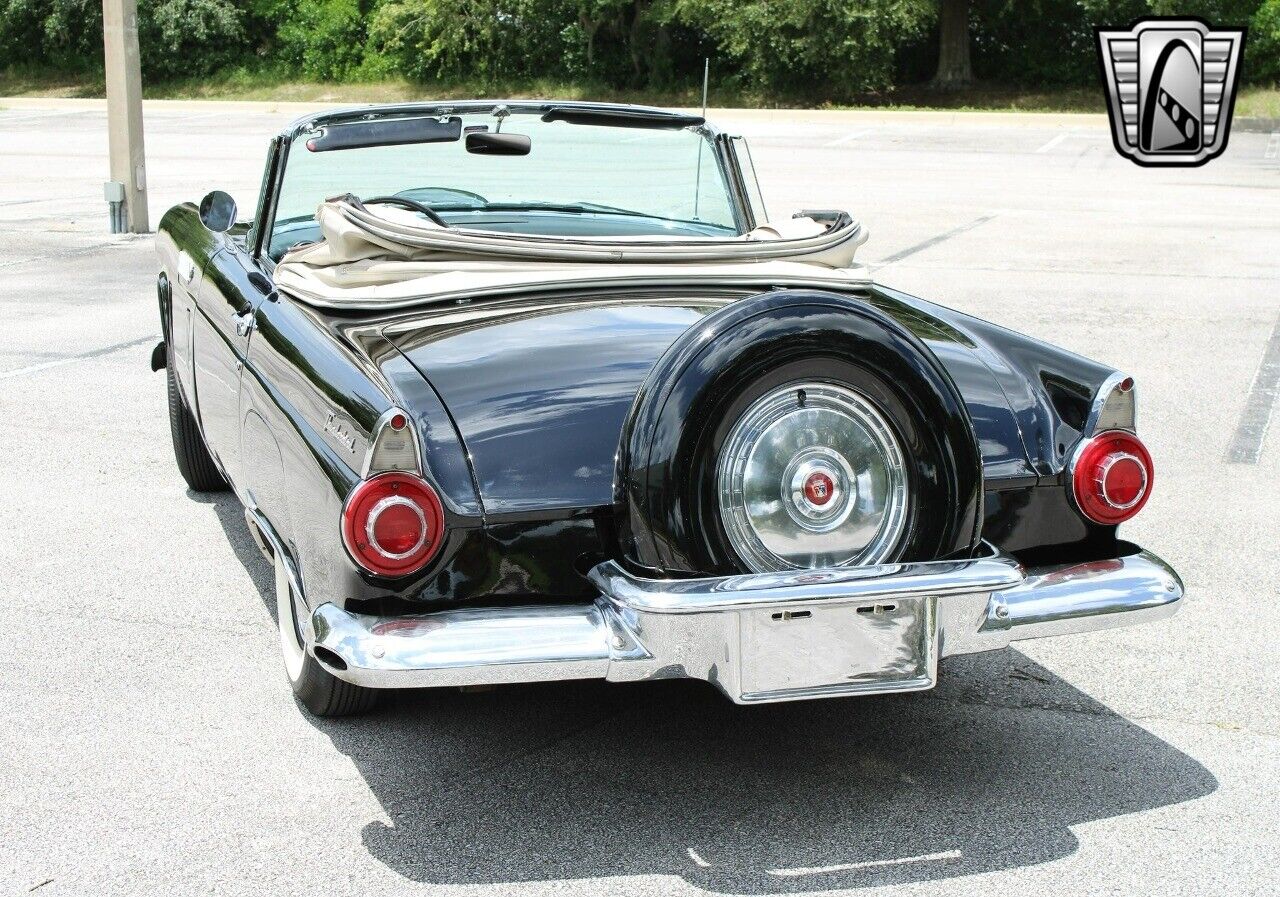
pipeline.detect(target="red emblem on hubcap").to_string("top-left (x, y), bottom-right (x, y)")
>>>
top-left (803, 471), bottom-right (835, 506)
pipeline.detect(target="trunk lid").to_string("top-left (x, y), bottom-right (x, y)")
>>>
top-left (386, 290), bottom-right (1034, 517)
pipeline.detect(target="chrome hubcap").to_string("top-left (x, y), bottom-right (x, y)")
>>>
top-left (717, 381), bottom-right (910, 572)
top-left (784, 448), bottom-right (855, 530)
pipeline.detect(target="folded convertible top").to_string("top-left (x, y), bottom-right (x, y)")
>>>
top-left (274, 197), bottom-right (872, 309)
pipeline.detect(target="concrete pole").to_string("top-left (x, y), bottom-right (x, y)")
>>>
top-left (102, 0), bottom-right (149, 232)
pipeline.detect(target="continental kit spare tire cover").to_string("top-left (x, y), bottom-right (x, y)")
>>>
top-left (615, 290), bottom-right (983, 576)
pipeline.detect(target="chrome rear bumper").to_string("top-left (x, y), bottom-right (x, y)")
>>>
top-left (309, 545), bottom-right (1183, 704)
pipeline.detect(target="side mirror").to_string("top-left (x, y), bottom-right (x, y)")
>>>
top-left (466, 132), bottom-right (531, 156)
top-left (199, 190), bottom-right (237, 233)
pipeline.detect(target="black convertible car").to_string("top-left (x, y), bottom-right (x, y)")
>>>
top-left (154, 101), bottom-right (1181, 717)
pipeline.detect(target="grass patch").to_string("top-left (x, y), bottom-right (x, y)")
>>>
top-left (1236, 87), bottom-right (1280, 118)
top-left (3, 66), bottom-right (1277, 117)
top-left (0, 68), bottom-right (105, 98)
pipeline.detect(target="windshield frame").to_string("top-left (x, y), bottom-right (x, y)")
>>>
top-left (250, 100), bottom-right (756, 267)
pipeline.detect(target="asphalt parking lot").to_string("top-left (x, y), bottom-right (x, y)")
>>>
top-left (1, 100), bottom-right (1278, 896)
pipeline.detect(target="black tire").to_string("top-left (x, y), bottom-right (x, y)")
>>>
top-left (274, 553), bottom-right (378, 717)
top-left (166, 356), bottom-right (228, 493)
top-left (617, 290), bottom-right (983, 576)
top-left (291, 652), bottom-right (380, 718)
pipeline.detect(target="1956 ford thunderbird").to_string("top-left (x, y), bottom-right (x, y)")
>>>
top-left (153, 101), bottom-right (1182, 717)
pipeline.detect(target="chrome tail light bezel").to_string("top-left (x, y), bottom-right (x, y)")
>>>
top-left (341, 407), bottom-right (447, 577)
top-left (1067, 375), bottom-right (1153, 526)
top-left (341, 471), bottom-right (446, 577)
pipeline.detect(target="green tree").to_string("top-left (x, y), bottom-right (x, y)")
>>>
top-left (0, 0), bottom-right (247, 79)
top-left (273, 0), bottom-right (377, 80)
top-left (933, 0), bottom-right (972, 87)
top-left (1251, 0), bottom-right (1280, 81)
top-left (369, 0), bottom-right (578, 82)
top-left (669, 0), bottom-right (934, 95)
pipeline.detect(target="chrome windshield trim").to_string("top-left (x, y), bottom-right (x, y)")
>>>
top-left (281, 100), bottom-right (722, 141)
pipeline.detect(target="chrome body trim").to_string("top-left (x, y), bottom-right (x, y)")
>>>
top-left (306, 543), bottom-right (1184, 704)
top-left (361, 406), bottom-right (423, 478)
top-left (714, 381), bottom-right (910, 573)
top-left (310, 602), bottom-right (643, 689)
top-left (245, 504), bottom-right (316, 647)
top-left (586, 547), bottom-right (1023, 614)
top-left (982, 549), bottom-right (1182, 640)
top-left (1093, 450), bottom-right (1148, 511)
top-left (364, 495), bottom-right (428, 560)
top-left (1085, 370), bottom-right (1136, 435)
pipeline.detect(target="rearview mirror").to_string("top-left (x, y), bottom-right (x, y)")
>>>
top-left (466, 132), bottom-right (531, 156)
top-left (198, 190), bottom-right (237, 233)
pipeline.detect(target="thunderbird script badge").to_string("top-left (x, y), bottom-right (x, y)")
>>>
top-left (1096, 18), bottom-right (1246, 166)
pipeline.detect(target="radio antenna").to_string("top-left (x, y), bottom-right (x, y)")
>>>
top-left (694, 58), bottom-right (709, 220)
top-left (701, 58), bottom-right (709, 117)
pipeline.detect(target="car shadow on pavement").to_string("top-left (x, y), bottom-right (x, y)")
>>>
top-left (208, 493), bottom-right (1217, 893)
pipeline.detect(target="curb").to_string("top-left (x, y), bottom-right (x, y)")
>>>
top-left (2, 96), bottom-right (1274, 132)
top-left (0, 95), bottom-right (1109, 127)
top-left (1236, 117), bottom-right (1280, 133)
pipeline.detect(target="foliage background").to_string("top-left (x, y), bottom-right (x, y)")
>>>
top-left (0, 0), bottom-right (1275, 98)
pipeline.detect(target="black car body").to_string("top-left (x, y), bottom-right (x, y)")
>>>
top-left (155, 101), bottom-right (1182, 716)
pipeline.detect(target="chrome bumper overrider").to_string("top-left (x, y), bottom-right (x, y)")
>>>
top-left (309, 545), bottom-right (1183, 704)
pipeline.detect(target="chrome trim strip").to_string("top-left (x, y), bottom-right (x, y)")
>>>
top-left (1094, 450), bottom-right (1148, 510)
top-left (984, 548), bottom-right (1183, 640)
top-left (310, 601), bottom-right (645, 689)
top-left (587, 550), bottom-right (1023, 615)
top-left (244, 505), bottom-right (314, 645)
top-left (364, 495), bottom-right (428, 560)
top-left (1084, 370), bottom-right (1136, 435)
top-left (361, 406), bottom-right (423, 478)
top-left (304, 543), bottom-right (1183, 703)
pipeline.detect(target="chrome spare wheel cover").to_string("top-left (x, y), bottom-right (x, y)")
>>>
top-left (717, 381), bottom-right (910, 572)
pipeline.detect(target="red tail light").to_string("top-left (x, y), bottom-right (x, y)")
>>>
top-left (342, 472), bottom-right (445, 576)
top-left (1070, 430), bottom-right (1153, 525)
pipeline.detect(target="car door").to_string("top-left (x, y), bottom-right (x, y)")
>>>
top-left (191, 238), bottom-right (268, 490)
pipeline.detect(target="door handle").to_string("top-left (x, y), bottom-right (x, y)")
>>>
top-left (233, 311), bottom-right (255, 338)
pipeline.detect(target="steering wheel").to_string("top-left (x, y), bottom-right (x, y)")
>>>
top-left (364, 195), bottom-right (450, 228)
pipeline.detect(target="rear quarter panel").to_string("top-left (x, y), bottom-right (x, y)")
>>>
top-left (241, 294), bottom-right (487, 613)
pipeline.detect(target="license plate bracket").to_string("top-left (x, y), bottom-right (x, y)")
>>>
top-left (736, 595), bottom-right (938, 702)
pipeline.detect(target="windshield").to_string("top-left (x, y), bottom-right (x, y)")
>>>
top-left (269, 110), bottom-right (741, 259)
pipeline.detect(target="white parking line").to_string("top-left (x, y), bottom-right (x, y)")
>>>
top-left (1035, 131), bottom-right (1070, 153)
top-left (1226, 309), bottom-right (1280, 463)
top-left (686, 847), bottom-right (711, 868)
top-left (825, 128), bottom-right (875, 147)
top-left (768, 849), bottom-right (962, 876)
top-left (0, 109), bottom-right (86, 124)
top-left (1266, 131), bottom-right (1279, 160)
top-left (0, 336), bottom-right (155, 380)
